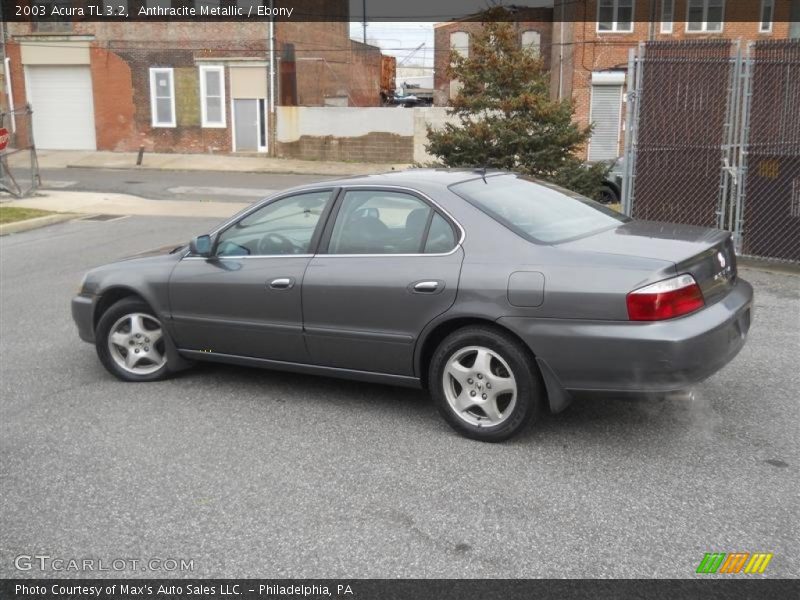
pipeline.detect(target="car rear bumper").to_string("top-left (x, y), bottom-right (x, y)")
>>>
top-left (498, 277), bottom-right (753, 394)
top-left (72, 294), bottom-right (96, 344)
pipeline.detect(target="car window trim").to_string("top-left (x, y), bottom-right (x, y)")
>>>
top-left (418, 209), bottom-right (436, 254)
top-left (316, 185), bottom-right (464, 257)
top-left (183, 187), bottom-right (339, 260)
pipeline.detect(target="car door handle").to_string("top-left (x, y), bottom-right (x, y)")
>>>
top-left (413, 281), bottom-right (440, 293)
top-left (269, 277), bottom-right (295, 290)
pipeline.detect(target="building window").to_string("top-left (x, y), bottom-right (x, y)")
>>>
top-left (199, 66), bottom-right (226, 128)
top-left (450, 31), bottom-right (469, 58)
top-left (521, 30), bottom-right (541, 56)
top-left (686, 0), bottom-right (725, 33)
top-left (759, 0), bottom-right (775, 33)
top-left (103, 0), bottom-right (127, 14)
top-left (31, 0), bottom-right (72, 32)
top-left (149, 68), bottom-right (176, 128)
top-left (597, 0), bottom-right (634, 33)
top-left (661, 0), bottom-right (675, 33)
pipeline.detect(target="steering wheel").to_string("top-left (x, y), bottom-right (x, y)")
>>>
top-left (257, 232), bottom-right (297, 255)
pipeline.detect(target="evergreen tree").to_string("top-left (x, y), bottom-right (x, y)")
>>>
top-left (426, 8), bottom-right (610, 198)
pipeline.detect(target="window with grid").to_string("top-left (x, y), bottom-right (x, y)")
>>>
top-left (687, 0), bottom-right (725, 33)
top-left (597, 0), bottom-right (634, 33)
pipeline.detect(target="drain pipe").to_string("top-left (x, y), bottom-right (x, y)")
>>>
top-left (268, 0), bottom-right (276, 156)
top-left (558, 4), bottom-right (564, 100)
top-left (4, 57), bottom-right (15, 132)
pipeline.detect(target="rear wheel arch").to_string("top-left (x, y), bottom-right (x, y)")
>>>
top-left (416, 317), bottom-right (537, 389)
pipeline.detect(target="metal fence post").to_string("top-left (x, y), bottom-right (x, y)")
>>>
top-left (732, 42), bottom-right (754, 255)
top-left (621, 44), bottom-right (643, 217)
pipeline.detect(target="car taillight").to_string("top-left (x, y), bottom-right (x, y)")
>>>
top-left (627, 274), bottom-right (705, 321)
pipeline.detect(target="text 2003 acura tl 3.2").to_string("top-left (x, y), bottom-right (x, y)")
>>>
top-left (72, 170), bottom-right (752, 441)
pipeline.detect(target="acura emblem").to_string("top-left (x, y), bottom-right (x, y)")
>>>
top-left (717, 251), bottom-right (726, 268)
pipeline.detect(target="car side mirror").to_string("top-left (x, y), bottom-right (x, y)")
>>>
top-left (189, 234), bottom-right (212, 257)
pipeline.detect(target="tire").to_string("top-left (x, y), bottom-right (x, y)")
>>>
top-left (95, 297), bottom-right (171, 382)
top-left (429, 326), bottom-right (543, 442)
top-left (597, 185), bottom-right (620, 205)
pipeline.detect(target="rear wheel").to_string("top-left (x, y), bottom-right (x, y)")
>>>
top-left (429, 326), bottom-right (543, 442)
top-left (597, 185), bottom-right (620, 205)
top-left (95, 297), bottom-right (170, 382)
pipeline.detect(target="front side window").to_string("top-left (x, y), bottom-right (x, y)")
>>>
top-left (760, 0), bottom-right (775, 33)
top-left (450, 175), bottom-right (629, 244)
top-left (687, 0), bottom-right (724, 32)
top-left (597, 0), bottom-right (634, 33)
top-left (199, 66), bottom-right (226, 127)
top-left (327, 190), bottom-right (456, 255)
top-left (149, 68), bottom-right (175, 127)
top-left (215, 191), bottom-right (331, 257)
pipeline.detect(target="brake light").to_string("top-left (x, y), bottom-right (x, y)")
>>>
top-left (626, 274), bottom-right (705, 321)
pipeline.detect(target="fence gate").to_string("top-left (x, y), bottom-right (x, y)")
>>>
top-left (622, 39), bottom-right (800, 263)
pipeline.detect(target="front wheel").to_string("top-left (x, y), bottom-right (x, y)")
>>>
top-left (95, 297), bottom-right (171, 382)
top-left (429, 326), bottom-right (543, 442)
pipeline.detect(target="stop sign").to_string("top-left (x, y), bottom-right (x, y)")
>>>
top-left (0, 128), bottom-right (9, 151)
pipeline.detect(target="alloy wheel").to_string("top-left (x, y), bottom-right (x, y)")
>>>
top-left (107, 312), bottom-right (167, 376)
top-left (442, 345), bottom-right (517, 427)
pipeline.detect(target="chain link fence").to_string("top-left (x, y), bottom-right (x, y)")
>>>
top-left (0, 105), bottom-right (41, 199)
top-left (622, 39), bottom-right (800, 264)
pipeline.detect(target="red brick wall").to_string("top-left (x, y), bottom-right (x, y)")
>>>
top-left (433, 9), bottom-right (553, 105)
top-left (90, 47), bottom-right (136, 151)
top-left (4, 43), bottom-right (31, 148)
top-left (5, 10), bottom-right (383, 153)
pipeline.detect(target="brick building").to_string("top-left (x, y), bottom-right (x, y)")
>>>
top-left (432, 6), bottom-right (553, 106)
top-left (3, 0), bottom-right (384, 153)
top-left (553, 0), bottom-right (799, 161)
top-left (434, 1), bottom-right (799, 161)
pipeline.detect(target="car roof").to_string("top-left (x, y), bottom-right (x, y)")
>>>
top-left (303, 168), bottom-right (507, 192)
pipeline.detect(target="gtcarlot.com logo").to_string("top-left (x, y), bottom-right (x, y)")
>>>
top-left (696, 552), bottom-right (773, 574)
top-left (14, 555), bottom-right (194, 572)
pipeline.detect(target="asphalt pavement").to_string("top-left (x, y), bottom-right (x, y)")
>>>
top-left (0, 216), bottom-right (798, 578)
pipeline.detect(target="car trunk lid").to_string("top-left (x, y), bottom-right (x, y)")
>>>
top-left (559, 220), bottom-right (737, 305)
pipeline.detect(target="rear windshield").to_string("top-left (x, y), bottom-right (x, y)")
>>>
top-left (450, 174), bottom-right (629, 243)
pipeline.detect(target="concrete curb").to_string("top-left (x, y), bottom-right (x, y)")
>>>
top-left (6, 191), bottom-right (246, 219)
top-left (0, 213), bottom-right (77, 236)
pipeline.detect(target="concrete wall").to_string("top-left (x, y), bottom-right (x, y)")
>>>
top-left (276, 106), bottom-right (456, 164)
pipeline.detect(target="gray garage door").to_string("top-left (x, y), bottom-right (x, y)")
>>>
top-left (588, 74), bottom-right (624, 162)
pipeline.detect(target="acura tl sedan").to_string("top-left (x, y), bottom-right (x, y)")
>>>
top-left (72, 170), bottom-right (752, 442)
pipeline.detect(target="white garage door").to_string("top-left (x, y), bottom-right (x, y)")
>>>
top-left (26, 65), bottom-right (96, 150)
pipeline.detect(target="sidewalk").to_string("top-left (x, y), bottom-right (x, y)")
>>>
top-left (9, 149), bottom-right (411, 176)
top-left (6, 190), bottom-right (246, 219)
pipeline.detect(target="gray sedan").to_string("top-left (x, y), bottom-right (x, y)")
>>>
top-left (72, 170), bottom-right (753, 442)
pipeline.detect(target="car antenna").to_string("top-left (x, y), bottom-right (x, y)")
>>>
top-left (480, 165), bottom-right (487, 184)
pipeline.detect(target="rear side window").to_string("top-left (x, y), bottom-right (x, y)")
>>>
top-left (327, 190), bottom-right (457, 255)
top-left (425, 213), bottom-right (457, 253)
top-left (450, 174), bottom-right (629, 243)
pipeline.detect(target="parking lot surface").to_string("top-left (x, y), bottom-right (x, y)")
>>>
top-left (1, 216), bottom-right (798, 578)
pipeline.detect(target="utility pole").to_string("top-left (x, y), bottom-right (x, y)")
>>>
top-left (362, 0), bottom-right (367, 43)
